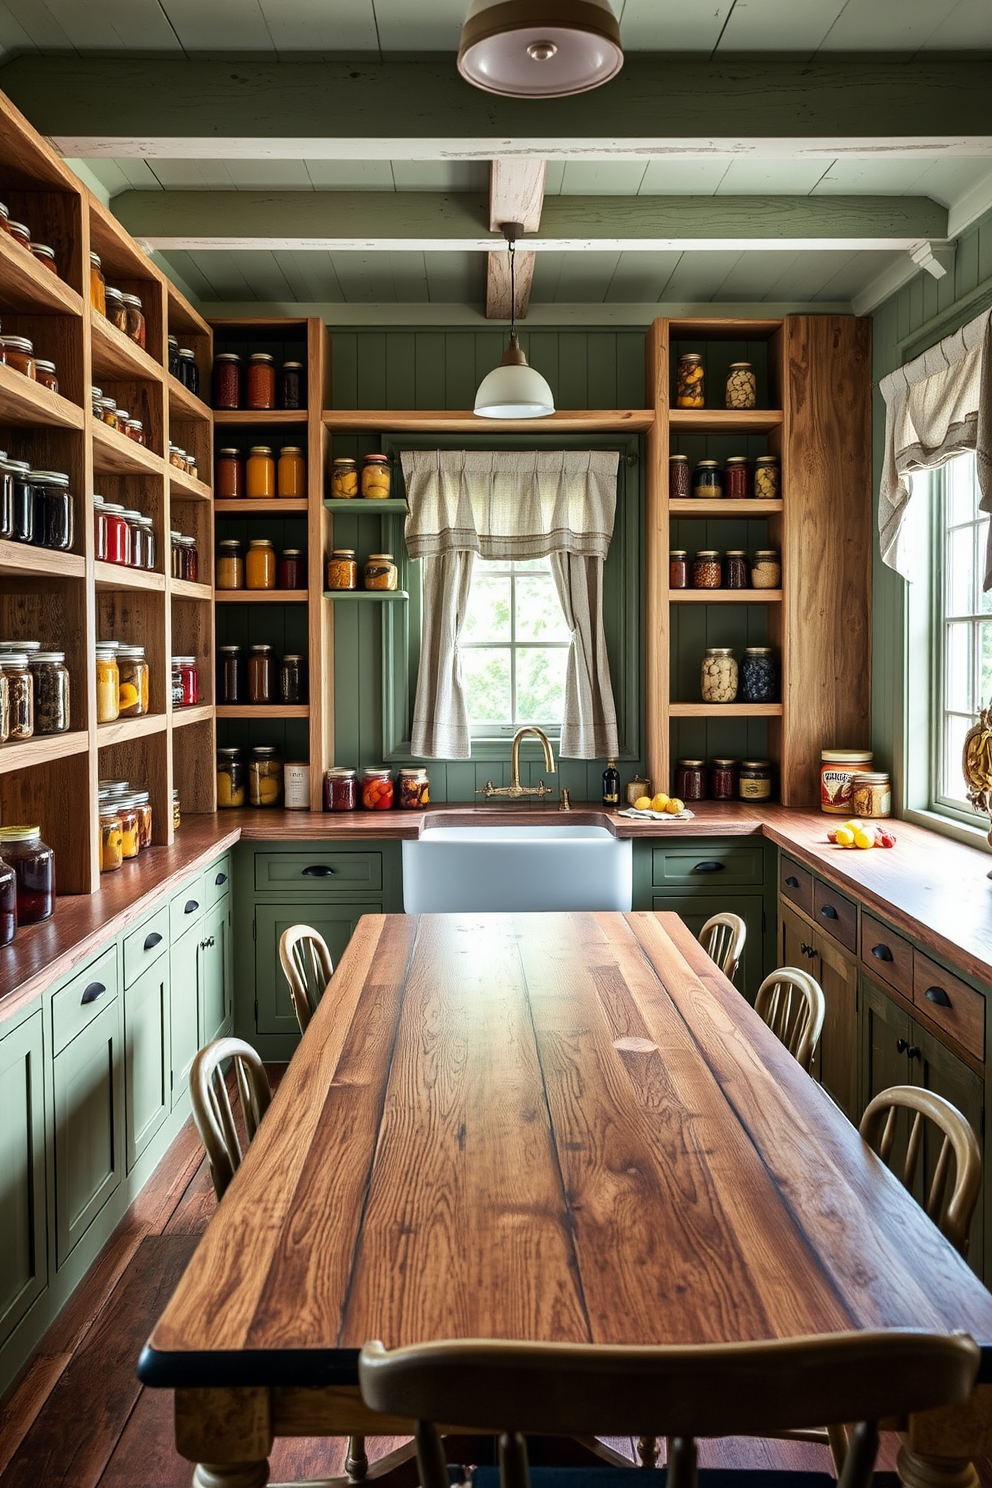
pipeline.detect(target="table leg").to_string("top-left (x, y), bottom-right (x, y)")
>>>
top-left (192, 1463), bottom-right (270, 1488)
top-left (896, 1443), bottom-right (978, 1488)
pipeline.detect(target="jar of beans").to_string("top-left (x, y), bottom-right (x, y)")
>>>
top-left (724, 456), bottom-right (750, 499)
top-left (751, 550), bottom-right (781, 589)
top-left (693, 550), bottom-right (722, 589)
top-left (669, 549), bottom-right (688, 589)
top-left (669, 453), bottom-right (690, 499)
top-left (723, 551), bottom-right (748, 590)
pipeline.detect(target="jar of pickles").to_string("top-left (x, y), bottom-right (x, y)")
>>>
top-left (96, 645), bottom-right (119, 722)
top-left (99, 807), bottom-right (124, 873)
top-left (0, 825), bottom-right (55, 922)
top-left (361, 767), bottom-right (394, 810)
top-left (725, 362), bottom-right (757, 410)
top-left (249, 746), bottom-right (283, 806)
top-left (216, 448), bottom-right (244, 499)
top-left (278, 445), bottom-right (306, 498)
top-left (217, 746), bottom-right (246, 808)
top-left (330, 457), bottom-right (359, 498)
top-left (398, 767), bottom-right (430, 808)
top-left (362, 454), bottom-right (392, 499)
top-left (247, 352), bottom-right (276, 410)
top-left (323, 766), bottom-right (358, 811)
top-left (117, 645), bottom-right (149, 716)
top-left (676, 352), bottom-right (704, 408)
top-left (247, 445), bottom-right (276, 499)
top-left (213, 353), bottom-right (242, 409)
top-left (327, 549), bottom-right (358, 590)
top-left (216, 538), bottom-right (244, 590)
top-left (2, 652), bottom-right (33, 738)
top-left (246, 538), bottom-right (276, 589)
top-left (753, 455), bottom-right (780, 499)
top-left (364, 553), bottom-right (398, 591)
top-left (30, 651), bottom-right (70, 733)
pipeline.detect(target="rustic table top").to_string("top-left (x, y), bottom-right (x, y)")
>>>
top-left (140, 910), bottom-right (992, 1389)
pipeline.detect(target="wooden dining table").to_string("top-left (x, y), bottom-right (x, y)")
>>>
top-left (140, 911), bottom-right (992, 1488)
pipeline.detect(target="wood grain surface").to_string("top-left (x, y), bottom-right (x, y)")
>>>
top-left (144, 912), bottom-right (992, 1384)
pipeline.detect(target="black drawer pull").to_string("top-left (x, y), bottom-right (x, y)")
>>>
top-left (896, 1038), bottom-right (908, 1053)
top-left (184, 899), bottom-right (200, 915)
top-left (81, 981), bottom-right (107, 1005)
top-left (143, 932), bottom-right (163, 951)
top-left (925, 985), bottom-right (952, 1008)
top-left (215, 871), bottom-right (228, 885)
top-left (785, 875), bottom-right (801, 889)
top-left (871, 944), bottom-right (894, 962)
top-left (302, 864), bottom-right (335, 877)
top-left (819, 904), bottom-right (838, 920)
top-left (691, 860), bottom-right (725, 874)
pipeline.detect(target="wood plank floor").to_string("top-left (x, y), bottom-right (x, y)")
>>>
top-left (0, 1072), bottom-right (982, 1487)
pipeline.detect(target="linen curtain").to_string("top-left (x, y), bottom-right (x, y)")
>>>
top-left (879, 307), bottom-right (992, 583)
top-left (401, 449), bottom-right (620, 759)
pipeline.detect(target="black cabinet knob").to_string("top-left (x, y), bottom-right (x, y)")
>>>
top-left (785, 875), bottom-right (800, 889)
top-left (871, 944), bottom-right (894, 962)
top-left (144, 932), bottom-right (163, 951)
top-left (925, 985), bottom-right (952, 1008)
top-left (81, 981), bottom-right (107, 1005)
top-left (907, 1045), bottom-right (921, 1061)
top-left (819, 904), bottom-right (838, 920)
top-left (896, 1038), bottom-right (908, 1053)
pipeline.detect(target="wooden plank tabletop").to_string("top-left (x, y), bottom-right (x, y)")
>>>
top-left (142, 910), bottom-right (992, 1388)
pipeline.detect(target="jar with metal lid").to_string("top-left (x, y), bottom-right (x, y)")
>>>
top-left (93, 494), bottom-right (108, 561)
top-left (692, 460), bottom-right (723, 500)
top-left (364, 553), bottom-right (398, 591)
top-left (105, 285), bottom-right (127, 333)
top-left (8, 459), bottom-right (32, 543)
top-left (247, 445), bottom-right (276, 499)
top-left (34, 358), bottom-right (58, 393)
top-left (178, 348), bottom-right (199, 395)
top-left (725, 361), bottom-right (757, 410)
top-left (245, 537), bottom-right (276, 589)
top-left (179, 656), bottom-right (200, 706)
top-left (0, 202), bottom-right (9, 234)
top-left (2, 653), bottom-right (33, 738)
top-left (753, 454), bottom-right (780, 500)
top-left (89, 251), bottom-right (106, 313)
top-left (278, 548), bottom-right (305, 589)
top-left (247, 352), bottom-right (276, 410)
top-left (99, 395), bottom-right (118, 427)
top-left (99, 808), bottom-right (124, 873)
top-left (692, 550), bottom-right (721, 589)
top-left (121, 292), bottom-right (145, 347)
top-left (114, 407), bottom-right (130, 435)
top-left (30, 470), bottom-right (73, 551)
top-left (280, 653), bottom-right (306, 704)
top-left (327, 549), bottom-right (358, 590)
top-left (117, 645), bottom-right (149, 716)
top-left (398, 766), bottom-right (430, 809)
top-left (361, 767), bottom-right (394, 810)
top-left (278, 445), bottom-right (306, 499)
top-left (30, 242), bottom-right (58, 275)
top-left (740, 646), bottom-right (779, 703)
top-left (7, 220), bottom-right (29, 250)
top-left (0, 666), bottom-right (9, 743)
top-left (216, 538), bottom-right (244, 590)
top-left (739, 759), bottom-right (773, 802)
top-left (820, 749), bottom-right (873, 815)
top-left (96, 645), bottom-right (120, 722)
top-left (724, 456), bottom-right (750, 500)
top-left (216, 448), bottom-right (244, 499)
top-left (723, 550), bottom-right (749, 590)
top-left (669, 453), bottom-right (690, 500)
top-left (104, 503), bottom-right (129, 565)
top-left (173, 788), bottom-right (181, 829)
top-left (362, 454), bottom-right (392, 499)
top-left (701, 647), bottom-right (738, 703)
top-left (750, 550), bottom-right (781, 589)
top-left (625, 775), bottom-right (651, 807)
top-left (120, 508), bottom-right (142, 567)
top-left (249, 746), bottom-right (283, 807)
top-left (169, 530), bottom-right (182, 578)
top-left (284, 762), bottom-right (310, 810)
top-left (213, 352), bottom-right (242, 409)
top-left (125, 417), bottom-right (144, 445)
top-left (676, 352), bottom-right (704, 408)
top-left (675, 759), bottom-right (706, 802)
top-left (180, 535), bottom-right (198, 581)
top-left (217, 747), bottom-right (246, 809)
top-left (171, 657), bottom-right (183, 707)
top-left (2, 335), bottom-right (35, 379)
top-left (323, 766), bottom-right (358, 811)
top-left (136, 515), bottom-right (156, 571)
top-left (30, 651), bottom-right (69, 733)
top-left (248, 644), bottom-right (275, 704)
top-left (710, 758), bottom-right (739, 801)
top-left (669, 549), bottom-right (688, 590)
top-left (218, 644), bottom-right (244, 704)
top-left (280, 360), bottom-right (304, 409)
top-left (330, 457), bottom-right (359, 499)
top-left (0, 857), bottom-right (15, 946)
top-left (0, 826), bottom-right (55, 922)
top-left (850, 771), bottom-right (892, 820)
top-left (0, 455), bottom-right (11, 540)
top-left (116, 797), bottom-right (140, 859)
top-left (168, 336), bottom-right (180, 378)
top-left (98, 777), bottom-right (130, 799)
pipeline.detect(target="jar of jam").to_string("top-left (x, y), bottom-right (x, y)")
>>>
top-left (726, 362), bottom-right (757, 410)
top-left (398, 767), bottom-right (430, 808)
top-left (96, 645), bottom-right (120, 722)
top-left (669, 549), bottom-right (688, 590)
top-left (278, 445), bottom-right (306, 499)
top-left (709, 758), bottom-right (739, 801)
top-left (724, 457), bottom-right (750, 500)
top-left (751, 550), bottom-right (781, 589)
top-left (218, 644), bottom-right (244, 704)
top-left (245, 537), bottom-right (276, 589)
top-left (105, 285), bottom-right (127, 334)
top-left (248, 643), bottom-right (275, 704)
top-left (7, 220), bottom-right (29, 250)
top-left (115, 407), bottom-right (130, 435)
top-left (213, 353), bottom-right (242, 409)
top-left (723, 551), bottom-right (748, 590)
top-left (280, 360), bottom-right (304, 409)
top-left (117, 645), bottom-right (149, 716)
top-left (330, 457), bottom-right (359, 498)
top-left (754, 455), bottom-right (780, 500)
top-left (361, 767), bottom-right (394, 810)
top-left (692, 551), bottom-right (721, 589)
top-left (170, 656), bottom-right (183, 707)
top-left (740, 646), bottom-right (779, 703)
top-left (121, 293), bottom-right (146, 347)
top-left (0, 856), bottom-right (14, 946)
top-left (2, 335), bottom-right (36, 379)
top-left (364, 553), bottom-right (398, 591)
top-left (323, 766), bottom-right (358, 811)
top-left (247, 352), bottom-right (276, 410)
top-left (216, 538), bottom-right (244, 590)
top-left (34, 358), bottom-right (58, 393)
top-left (89, 251), bottom-right (106, 314)
top-left (217, 747), bottom-right (246, 809)
top-left (99, 807), bottom-right (124, 873)
top-left (30, 243), bottom-right (57, 275)
top-left (675, 759), bottom-right (706, 802)
top-left (362, 454), bottom-right (392, 499)
top-left (178, 348), bottom-right (199, 395)
top-left (279, 653), bottom-right (305, 704)
top-left (0, 826), bottom-right (55, 923)
top-left (2, 652), bottom-right (33, 738)
top-left (247, 445), bottom-right (276, 499)
top-left (215, 448), bottom-right (244, 500)
top-left (327, 549), bottom-right (358, 590)
top-left (31, 651), bottom-right (70, 735)
top-left (739, 759), bottom-right (773, 802)
top-left (692, 460), bottom-right (723, 500)
top-left (278, 548), bottom-right (305, 589)
top-left (181, 656), bottom-right (200, 706)
top-left (105, 504), bottom-right (129, 565)
top-left (249, 746), bottom-right (282, 806)
top-left (676, 352), bottom-right (704, 408)
top-left (669, 453), bottom-right (690, 500)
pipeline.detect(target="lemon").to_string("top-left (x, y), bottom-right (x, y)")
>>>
top-left (634, 795), bottom-right (652, 810)
top-left (835, 825), bottom-right (854, 846)
top-left (665, 797), bottom-right (684, 815)
top-left (651, 792), bottom-right (669, 812)
top-left (853, 827), bottom-right (875, 850)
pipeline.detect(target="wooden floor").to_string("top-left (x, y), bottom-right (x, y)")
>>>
top-left (0, 1073), bottom-right (978, 1487)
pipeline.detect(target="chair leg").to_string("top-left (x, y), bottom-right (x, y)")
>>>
top-left (346, 1434), bottom-right (369, 1480)
top-left (827, 1423), bottom-right (849, 1475)
top-left (637, 1437), bottom-right (660, 1468)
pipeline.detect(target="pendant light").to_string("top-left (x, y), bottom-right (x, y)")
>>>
top-left (457, 0), bottom-right (622, 99)
top-left (474, 223), bottom-right (555, 420)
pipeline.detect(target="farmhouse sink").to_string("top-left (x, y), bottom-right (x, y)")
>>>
top-left (402, 821), bottom-right (632, 912)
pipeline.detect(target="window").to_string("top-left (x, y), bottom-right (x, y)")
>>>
top-left (934, 451), bottom-right (988, 819)
top-left (459, 556), bottom-right (571, 736)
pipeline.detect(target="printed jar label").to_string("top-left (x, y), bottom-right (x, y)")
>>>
top-left (740, 778), bottom-right (771, 800)
top-left (821, 765), bottom-right (870, 813)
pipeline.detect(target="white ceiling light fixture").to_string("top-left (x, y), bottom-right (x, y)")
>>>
top-left (474, 223), bottom-right (555, 420)
top-left (457, 0), bottom-right (622, 99)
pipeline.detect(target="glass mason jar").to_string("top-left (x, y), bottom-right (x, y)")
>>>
top-left (125, 418), bottom-right (144, 445)
top-left (725, 361), bottom-right (757, 410)
top-left (215, 448), bottom-right (244, 499)
top-left (0, 669), bottom-right (9, 744)
top-left (0, 856), bottom-right (15, 946)
top-left (674, 759), bottom-right (706, 802)
top-left (278, 445), bottom-right (306, 498)
top-left (676, 351), bottom-right (704, 408)
top-left (213, 353), bottom-right (242, 410)
top-left (178, 348), bottom-right (199, 395)
top-left (9, 459), bottom-right (33, 543)
top-left (30, 470), bottom-right (73, 551)
top-left (30, 243), bottom-right (58, 275)
top-left (247, 445), bottom-right (276, 499)
top-left (216, 538), bottom-right (244, 590)
top-left (850, 771), bottom-right (892, 820)
top-left (330, 457), bottom-right (359, 499)
top-left (724, 456), bottom-right (750, 499)
top-left (361, 767), bottom-right (394, 810)
top-left (170, 530), bottom-right (182, 578)
top-left (173, 788), bottom-right (181, 829)
top-left (105, 503), bottom-right (129, 565)
top-left (723, 550), bottom-right (749, 590)
top-left (280, 360), bottom-right (304, 409)
top-left (668, 453), bottom-right (690, 499)
top-left (2, 335), bottom-right (35, 378)
top-left (740, 646), bottom-right (779, 703)
top-left (323, 766), bottom-right (358, 811)
top-left (398, 766), bottom-right (430, 808)
top-left (701, 647), bottom-right (738, 703)
top-left (89, 251), bottom-right (106, 314)
top-left (692, 550), bottom-right (722, 589)
top-left (34, 358), bottom-right (58, 393)
top-left (362, 453), bottom-right (391, 499)
top-left (121, 508), bottom-right (143, 568)
top-left (692, 460), bottom-right (723, 500)
top-left (0, 452), bottom-right (14, 539)
top-left (217, 747), bottom-right (246, 808)
top-left (218, 644), bottom-right (244, 704)
top-left (249, 746), bottom-right (283, 806)
top-left (136, 515), bottom-right (156, 571)
top-left (279, 653), bottom-right (306, 704)
top-left (179, 656), bottom-right (199, 706)
top-left (327, 549), bottom-right (358, 590)
top-left (669, 549), bottom-right (688, 590)
top-left (7, 220), bottom-right (29, 249)
top-left (0, 825), bottom-right (55, 923)
top-left (753, 454), bottom-right (780, 499)
top-left (168, 336), bottom-right (180, 378)
top-left (105, 285), bottom-right (128, 334)
top-left (121, 292), bottom-right (146, 347)
top-left (750, 549), bottom-right (782, 589)
top-left (92, 494), bottom-right (107, 560)
top-left (117, 798), bottom-right (140, 859)
top-left (248, 643), bottom-right (275, 704)
top-left (364, 553), bottom-right (398, 591)
top-left (278, 548), bottom-right (305, 589)
top-left (99, 808), bottom-right (124, 873)
top-left (2, 652), bottom-right (34, 738)
top-left (709, 758), bottom-right (739, 801)
top-left (95, 645), bottom-right (120, 723)
top-left (127, 789), bottom-right (153, 849)
top-left (180, 535), bottom-right (199, 582)
top-left (739, 759), bottom-right (773, 802)
top-left (247, 352), bottom-right (276, 410)
top-left (30, 651), bottom-right (70, 734)
top-left (117, 644), bottom-right (149, 717)
top-left (115, 407), bottom-right (131, 435)
top-left (245, 537), bottom-right (276, 589)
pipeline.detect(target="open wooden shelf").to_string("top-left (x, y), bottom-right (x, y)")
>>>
top-left (94, 561), bottom-right (167, 593)
top-left (167, 374), bottom-right (211, 423)
top-left (97, 713), bottom-right (169, 747)
top-left (169, 467), bottom-right (212, 503)
top-left (0, 232), bottom-right (84, 316)
top-left (0, 729), bottom-right (88, 775)
top-left (669, 702), bottom-right (784, 718)
top-left (0, 362), bottom-right (84, 429)
top-left (213, 499), bottom-right (307, 515)
top-left (216, 704), bottom-right (310, 719)
top-left (323, 409), bottom-right (654, 433)
top-left (172, 703), bottom-right (214, 729)
top-left (214, 409), bottom-right (308, 426)
top-left (0, 540), bottom-right (84, 579)
top-left (670, 499), bottom-right (783, 518)
top-left (324, 498), bottom-right (408, 512)
top-left (92, 421), bottom-right (165, 478)
top-left (171, 579), bottom-right (212, 602)
top-left (671, 589), bottom-right (783, 604)
top-left (323, 590), bottom-right (409, 602)
top-left (215, 590), bottom-right (308, 604)
top-left (668, 408), bottom-right (783, 433)
top-left (90, 309), bottom-right (166, 384)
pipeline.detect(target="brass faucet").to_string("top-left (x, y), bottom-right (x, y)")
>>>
top-left (476, 725), bottom-right (558, 801)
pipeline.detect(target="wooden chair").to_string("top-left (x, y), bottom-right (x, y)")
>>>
top-left (358, 1331), bottom-right (978, 1488)
top-left (697, 912), bottom-right (747, 985)
top-left (279, 923), bottom-right (334, 1034)
top-left (754, 966), bottom-right (825, 1073)
top-left (860, 1084), bottom-right (982, 1257)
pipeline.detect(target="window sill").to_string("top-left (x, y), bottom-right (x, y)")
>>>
top-left (901, 806), bottom-right (992, 855)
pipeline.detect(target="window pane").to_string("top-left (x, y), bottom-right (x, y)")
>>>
top-left (981, 620), bottom-right (992, 706)
top-left (514, 576), bottom-right (570, 642)
top-left (946, 451), bottom-right (978, 524)
top-left (461, 648), bottom-right (510, 724)
top-left (516, 648), bottom-right (567, 722)
top-left (941, 712), bottom-right (973, 804)
top-left (462, 575), bottom-right (511, 641)
top-left (947, 526), bottom-right (976, 616)
top-left (945, 621), bottom-right (973, 713)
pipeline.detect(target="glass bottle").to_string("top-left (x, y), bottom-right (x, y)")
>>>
top-left (216, 538), bottom-right (245, 590)
top-left (0, 826), bottom-right (55, 923)
top-left (30, 651), bottom-right (70, 734)
top-left (246, 352), bottom-right (276, 410)
top-left (217, 746), bottom-right (246, 808)
top-left (216, 448), bottom-right (244, 499)
top-left (248, 643), bottom-right (275, 703)
top-left (246, 445), bottom-right (276, 499)
top-left (602, 758), bottom-right (620, 807)
top-left (278, 445), bottom-right (306, 499)
top-left (245, 538), bottom-right (276, 589)
top-left (2, 652), bottom-right (34, 739)
top-left (213, 353), bottom-right (242, 409)
top-left (249, 746), bottom-right (283, 806)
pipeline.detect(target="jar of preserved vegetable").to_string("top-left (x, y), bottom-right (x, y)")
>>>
top-left (99, 808), bottom-right (124, 873)
top-left (128, 789), bottom-right (153, 849)
top-left (34, 358), bottom-right (58, 393)
top-left (248, 644), bottom-right (275, 704)
top-left (30, 470), bottom-right (73, 551)
top-left (740, 646), bottom-right (779, 703)
top-left (278, 548), bottom-right (305, 589)
top-left (675, 759), bottom-right (706, 802)
top-left (215, 448), bottom-right (244, 499)
top-left (30, 651), bottom-right (69, 734)
top-left (121, 293), bottom-right (146, 347)
top-left (96, 645), bottom-right (119, 723)
top-left (725, 361), bottom-right (757, 410)
top-left (117, 645), bottom-right (149, 716)
top-left (178, 348), bottom-right (199, 395)
top-left (398, 766), bottom-right (430, 808)
top-left (701, 647), bottom-right (737, 703)
top-left (218, 644), bottom-right (244, 704)
top-left (216, 538), bottom-right (244, 590)
top-left (724, 457), bottom-right (750, 500)
top-left (753, 454), bottom-right (780, 499)
top-left (117, 797), bottom-right (140, 859)
top-left (278, 445), bottom-right (306, 499)
top-left (0, 825), bottom-right (55, 922)
top-left (669, 549), bottom-right (688, 590)
top-left (364, 553), bottom-right (398, 591)
top-left (213, 353), bottom-right (242, 409)
top-left (0, 856), bottom-right (15, 946)
top-left (676, 352), bottom-right (704, 408)
top-left (330, 457), bottom-right (359, 498)
top-left (739, 759), bottom-right (773, 802)
top-left (246, 537), bottom-right (276, 589)
top-left (217, 747), bottom-right (246, 808)
top-left (723, 550), bottom-right (748, 590)
top-left (2, 652), bottom-right (33, 738)
top-left (362, 454), bottom-right (391, 499)
top-left (115, 408), bottom-right (130, 435)
top-left (247, 352), bottom-right (276, 410)
top-left (105, 285), bottom-right (127, 334)
top-left (669, 453), bottom-right (690, 499)
top-left (692, 460), bottom-right (723, 500)
top-left (692, 550), bottom-right (722, 589)
top-left (361, 767), bottom-right (394, 810)
top-left (323, 767), bottom-right (358, 811)
top-left (89, 251), bottom-right (106, 314)
top-left (709, 758), bottom-right (739, 801)
top-left (247, 445), bottom-right (276, 499)
top-left (327, 549), bottom-right (358, 590)
top-left (2, 335), bottom-right (35, 379)
top-left (125, 418), bottom-right (144, 446)
top-left (280, 360), bottom-right (304, 409)
top-left (249, 746), bottom-right (282, 807)
top-left (99, 396), bottom-right (118, 427)
top-left (279, 653), bottom-right (306, 704)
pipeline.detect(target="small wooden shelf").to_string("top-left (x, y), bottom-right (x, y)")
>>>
top-left (0, 541), bottom-right (85, 579)
top-left (94, 561), bottom-right (166, 593)
top-left (90, 309), bottom-right (166, 384)
top-left (92, 421), bottom-right (165, 478)
top-left (0, 729), bottom-right (88, 775)
top-left (216, 590), bottom-right (308, 604)
top-left (323, 590), bottom-right (409, 602)
top-left (170, 468), bottom-right (212, 503)
top-left (214, 499), bottom-right (307, 515)
top-left (172, 703), bottom-right (214, 729)
top-left (669, 702), bottom-right (784, 718)
top-left (214, 409), bottom-right (308, 426)
top-left (324, 498), bottom-right (408, 512)
top-left (97, 713), bottom-right (169, 747)
top-left (0, 363), bottom-right (84, 429)
top-left (669, 409), bottom-right (783, 433)
top-left (670, 499), bottom-right (783, 518)
top-left (323, 409), bottom-right (654, 433)
top-left (0, 232), bottom-right (85, 317)
top-left (167, 374), bottom-right (211, 423)
top-left (216, 704), bottom-right (310, 719)
top-left (671, 589), bottom-right (782, 604)
top-left (171, 579), bottom-right (212, 602)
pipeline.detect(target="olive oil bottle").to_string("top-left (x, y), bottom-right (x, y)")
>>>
top-left (602, 758), bottom-right (620, 807)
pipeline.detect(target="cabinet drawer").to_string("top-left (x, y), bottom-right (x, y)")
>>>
top-left (122, 905), bottom-right (170, 989)
top-left (254, 851), bottom-right (383, 895)
top-left (810, 881), bottom-right (857, 952)
top-left (170, 874), bottom-right (204, 941)
top-left (780, 857), bottom-right (813, 916)
top-left (913, 952), bottom-right (985, 1062)
top-left (860, 913), bottom-right (914, 996)
top-left (650, 846), bottom-right (763, 889)
top-left (204, 854), bottom-right (232, 908)
top-left (52, 944), bottom-right (119, 1057)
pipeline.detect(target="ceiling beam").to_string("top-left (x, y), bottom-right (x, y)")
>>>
top-left (112, 190), bottom-right (948, 252)
top-left (487, 160), bottom-right (545, 320)
top-left (3, 56), bottom-right (990, 158)
top-left (486, 248), bottom-right (536, 322)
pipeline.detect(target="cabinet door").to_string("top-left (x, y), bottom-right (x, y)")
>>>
top-left (914, 1024), bottom-right (985, 1276)
top-left (199, 895), bottom-right (232, 1047)
top-left (0, 1012), bottom-right (47, 1346)
top-left (861, 976), bottom-right (913, 1110)
top-left (124, 959), bottom-right (169, 1172)
top-left (170, 926), bottom-right (200, 1107)
top-left (815, 930), bottom-right (859, 1121)
top-left (779, 899), bottom-right (818, 974)
top-left (53, 999), bottom-right (122, 1268)
top-left (653, 892), bottom-right (766, 999)
top-left (254, 901), bottom-right (382, 1036)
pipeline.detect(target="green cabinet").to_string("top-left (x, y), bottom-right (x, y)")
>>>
top-left (124, 959), bottom-right (170, 1173)
top-left (199, 895), bottom-right (233, 1046)
top-left (0, 1012), bottom-right (47, 1348)
top-left (780, 897), bottom-right (859, 1119)
top-left (254, 900), bottom-right (382, 1036)
top-left (170, 925), bottom-right (200, 1107)
top-left (53, 994), bottom-right (123, 1269)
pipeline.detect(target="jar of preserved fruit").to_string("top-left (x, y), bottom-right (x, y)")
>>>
top-left (398, 766), bottom-right (430, 808)
top-left (669, 549), bottom-right (688, 590)
top-left (850, 771), bottom-right (892, 820)
top-left (89, 251), bottom-right (106, 314)
top-left (30, 651), bottom-right (69, 734)
top-left (170, 530), bottom-right (182, 578)
top-left (361, 767), bottom-right (394, 810)
top-left (245, 537), bottom-right (276, 589)
top-left (2, 652), bottom-right (33, 738)
top-left (364, 553), bottom-right (398, 591)
top-left (691, 460), bottom-right (723, 500)
top-left (173, 788), bottom-right (181, 828)
top-left (213, 353), bottom-right (242, 409)
top-left (753, 454), bottom-right (780, 499)
top-left (725, 361), bottom-right (757, 410)
top-left (724, 456), bottom-right (750, 500)
top-left (284, 762), bottom-right (310, 810)
top-left (178, 656), bottom-right (200, 707)
top-left (7, 220), bottom-right (29, 250)
top-left (218, 644), bottom-right (244, 704)
top-left (692, 550), bottom-right (722, 589)
top-left (31, 470), bottom-right (73, 551)
top-left (709, 758), bottom-right (739, 801)
top-left (740, 646), bottom-right (779, 703)
top-left (2, 335), bottom-right (36, 379)
top-left (168, 336), bottom-right (180, 378)
top-left (217, 747), bottom-right (246, 808)
top-left (99, 396), bottom-right (118, 427)
top-left (330, 457), bottom-right (359, 498)
top-left (93, 494), bottom-right (108, 561)
top-left (117, 645), bottom-right (149, 716)
top-left (249, 746), bottom-right (282, 807)
top-left (750, 550), bottom-right (781, 589)
top-left (9, 459), bottom-right (33, 544)
top-left (323, 767), bottom-right (358, 811)
top-left (668, 453), bottom-right (690, 499)
top-left (723, 550), bottom-right (748, 590)
top-left (178, 348), bottom-right (199, 395)
top-left (99, 808), bottom-right (124, 873)
top-left (278, 445), bottom-right (306, 499)
top-left (278, 548), bottom-right (305, 589)
top-left (105, 285), bottom-right (127, 334)
top-left (34, 358), bottom-right (58, 393)
top-left (676, 352), bottom-right (704, 408)
top-left (105, 503), bottom-right (129, 565)
top-left (248, 643), bottom-right (275, 704)
top-left (675, 759), bottom-right (706, 802)
top-left (362, 453), bottom-right (392, 499)
top-left (127, 789), bottom-right (153, 849)
top-left (117, 797), bottom-right (140, 859)
top-left (216, 538), bottom-right (244, 590)
top-left (0, 826), bottom-right (55, 922)
top-left (327, 550), bottom-right (358, 590)
top-left (215, 448), bottom-right (244, 499)
top-left (279, 653), bottom-right (305, 704)
top-left (280, 360), bottom-right (304, 409)
top-left (0, 856), bottom-right (15, 946)
top-left (125, 418), bottom-right (144, 445)
top-left (115, 407), bottom-right (131, 435)
top-left (247, 445), bottom-right (276, 499)
top-left (247, 351), bottom-right (276, 410)
top-left (121, 293), bottom-right (146, 347)
top-left (136, 515), bottom-right (156, 571)
top-left (701, 647), bottom-right (737, 703)
top-left (820, 749), bottom-right (873, 815)
top-left (181, 535), bottom-right (199, 581)
top-left (30, 242), bottom-right (58, 275)
top-left (739, 759), bottom-right (773, 801)
top-left (96, 645), bottom-right (120, 722)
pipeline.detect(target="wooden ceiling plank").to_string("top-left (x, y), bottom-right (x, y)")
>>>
top-left (486, 248), bottom-right (535, 320)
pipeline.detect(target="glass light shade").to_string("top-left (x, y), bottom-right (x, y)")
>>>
top-left (474, 338), bottom-right (555, 419)
top-left (458, 0), bottom-right (622, 99)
